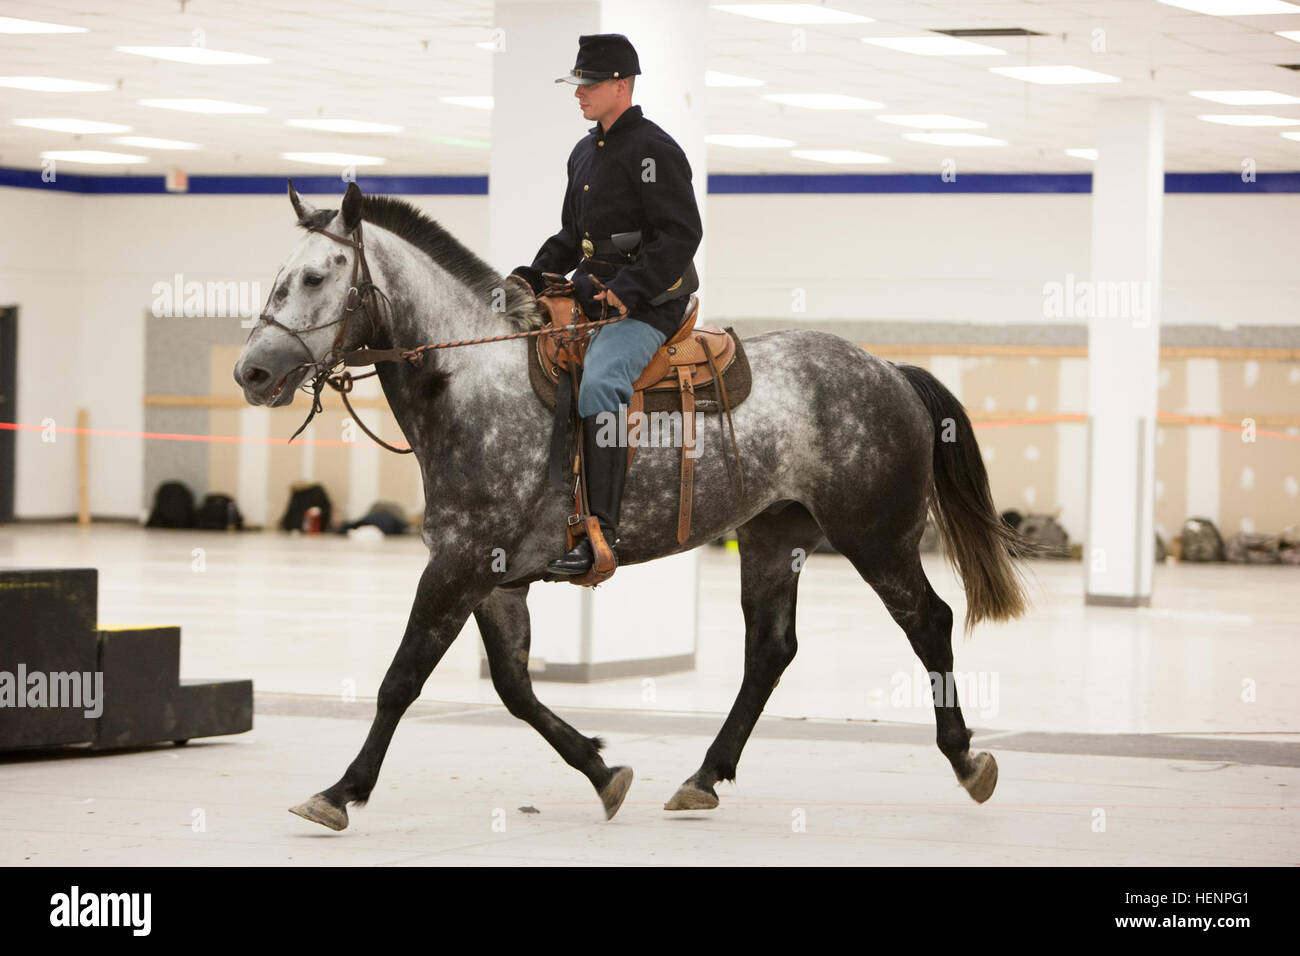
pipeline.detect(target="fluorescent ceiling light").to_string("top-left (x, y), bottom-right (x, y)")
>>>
top-left (1279, 31), bottom-right (1300, 42)
top-left (287, 119), bottom-right (403, 133)
top-left (877, 114), bottom-right (986, 129)
top-left (1199, 114), bottom-right (1300, 126)
top-left (431, 136), bottom-right (490, 149)
top-left (1191, 90), bottom-right (1300, 105)
top-left (706, 70), bottom-right (764, 87)
top-left (13, 117), bottom-right (130, 133)
top-left (713, 4), bottom-right (873, 24)
top-left (904, 132), bottom-right (1007, 146)
top-left (1282, 131), bottom-right (1300, 141)
top-left (113, 136), bottom-right (200, 150)
top-left (761, 93), bottom-right (882, 110)
top-left (1156, 0), bottom-right (1300, 14)
top-left (706, 133), bottom-right (796, 147)
top-left (989, 65), bottom-right (1119, 84)
top-left (41, 150), bottom-right (147, 164)
top-left (1064, 148), bottom-right (1098, 160)
top-left (791, 149), bottom-right (890, 164)
top-left (0, 16), bottom-right (86, 33)
top-left (441, 96), bottom-right (493, 110)
top-left (862, 36), bottom-right (1007, 56)
top-left (281, 152), bottom-right (385, 166)
top-left (0, 76), bottom-right (112, 92)
top-left (115, 46), bottom-right (271, 65)
top-left (139, 98), bottom-right (267, 114)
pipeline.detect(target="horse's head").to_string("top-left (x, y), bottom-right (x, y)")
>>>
top-left (233, 179), bottom-right (372, 406)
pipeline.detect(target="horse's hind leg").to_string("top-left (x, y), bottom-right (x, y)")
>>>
top-left (475, 585), bottom-right (633, 820)
top-left (828, 527), bottom-right (997, 804)
top-left (664, 502), bottom-right (824, 811)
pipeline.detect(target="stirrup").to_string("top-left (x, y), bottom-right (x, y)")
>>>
top-left (558, 517), bottom-right (618, 586)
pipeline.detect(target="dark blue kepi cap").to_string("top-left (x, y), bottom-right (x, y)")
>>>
top-left (555, 33), bottom-right (641, 85)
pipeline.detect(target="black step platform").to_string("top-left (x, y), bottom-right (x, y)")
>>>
top-left (0, 568), bottom-right (252, 751)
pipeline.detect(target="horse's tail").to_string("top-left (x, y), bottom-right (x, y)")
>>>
top-left (896, 363), bottom-right (1030, 633)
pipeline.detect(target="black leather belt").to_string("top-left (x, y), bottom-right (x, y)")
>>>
top-left (581, 230), bottom-right (641, 261)
top-left (580, 230), bottom-right (698, 305)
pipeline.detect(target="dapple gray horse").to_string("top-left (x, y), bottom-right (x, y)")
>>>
top-left (233, 181), bottom-right (1028, 831)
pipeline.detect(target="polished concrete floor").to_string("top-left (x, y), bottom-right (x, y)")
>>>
top-left (1, 524), bottom-right (1296, 865)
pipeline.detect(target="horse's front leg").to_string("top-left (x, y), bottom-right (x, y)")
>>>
top-left (289, 558), bottom-right (493, 831)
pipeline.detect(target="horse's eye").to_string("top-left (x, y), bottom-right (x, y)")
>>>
top-left (303, 273), bottom-right (324, 288)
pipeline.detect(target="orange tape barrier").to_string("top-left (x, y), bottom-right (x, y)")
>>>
top-left (972, 413), bottom-right (1085, 429)
top-left (2, 411), bottom-right (1295, 444)
top-left (0, 421), bottom-right (410, 450)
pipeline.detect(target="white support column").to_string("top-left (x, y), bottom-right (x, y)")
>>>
top-left (601, 0), bottom-right (709, 278)
top-left (1084, 99), bottom-right (1164, 607)
top-left (486, 0), bottom-right (706, 680)
top-left (488, 1), bottom-right (601, 270)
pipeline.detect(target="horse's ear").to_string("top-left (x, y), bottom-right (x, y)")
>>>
top-left (340, 181), bottom-right (364, 233)
top-left (287, 179), bottom-right (317, 222)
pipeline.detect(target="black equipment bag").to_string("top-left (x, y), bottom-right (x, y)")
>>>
top-left (146, 481), bottom-right (196, 529)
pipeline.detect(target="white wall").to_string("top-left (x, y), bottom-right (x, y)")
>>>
top-left (2, 184), bottom-right (1297, 518)
top-left (706, 192), bottom-right (1300, 327)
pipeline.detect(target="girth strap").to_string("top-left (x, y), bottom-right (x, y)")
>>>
top-left (549, 366), bottom-right (576, 492)
top-left (676, 366), bottom-right (695, 545)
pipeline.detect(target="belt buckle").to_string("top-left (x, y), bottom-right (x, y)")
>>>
top-left (581, 238), bottom-right (594, 258)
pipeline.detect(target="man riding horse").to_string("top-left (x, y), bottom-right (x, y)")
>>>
top-left (509, 33), bottom-right (703, 577)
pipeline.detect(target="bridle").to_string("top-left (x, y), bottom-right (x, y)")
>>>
top-left (252, 218), bottom-right (626, 456)
top-left (254, 219), bottom-right (413, 453)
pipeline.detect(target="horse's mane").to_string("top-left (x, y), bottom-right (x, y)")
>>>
top-left (297, 195), bottom-right (543, 331)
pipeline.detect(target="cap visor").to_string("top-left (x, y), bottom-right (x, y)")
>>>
top-left (555, 75), bottom-right (599, 85)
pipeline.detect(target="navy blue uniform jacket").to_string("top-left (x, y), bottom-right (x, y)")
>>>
top-left (530, 105), bottom-right (703, 340)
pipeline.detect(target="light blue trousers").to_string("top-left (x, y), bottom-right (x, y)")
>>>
top-left (577, 317), bottom-right (667, 418)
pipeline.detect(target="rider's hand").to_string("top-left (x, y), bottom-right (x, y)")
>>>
top-left (507, 266), bottom-right (545, 296)
top-left (594, 287), bottom-right (628, 315)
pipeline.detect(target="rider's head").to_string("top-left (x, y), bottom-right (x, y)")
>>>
top-left (556, 33), bottom-right (639, 128)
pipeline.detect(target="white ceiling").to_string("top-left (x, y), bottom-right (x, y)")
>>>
top-left (1, 0), bottom-right (1299, 175)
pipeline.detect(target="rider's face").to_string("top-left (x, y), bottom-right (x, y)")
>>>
top-left (575, 78), bottom-right (625, 122)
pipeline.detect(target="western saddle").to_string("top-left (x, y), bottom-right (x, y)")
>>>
top-left (532, 277), bottom-right (747, 586)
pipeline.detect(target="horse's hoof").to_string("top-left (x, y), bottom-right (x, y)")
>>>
top-left (599, 766), bottom-right (634, 820)
top-left (289, 794), bottom-right (349, 831)
top-left (663, 782), bottom-right (719, 811)
top-left (960, 751), bottom-right (998, 804)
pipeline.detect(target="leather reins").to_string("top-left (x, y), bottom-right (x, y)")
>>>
top-left (254, 223), bottom-right (624, 456)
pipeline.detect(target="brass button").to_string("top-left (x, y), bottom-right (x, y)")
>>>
top-left (598, 140), bottom-right (605, 147)
top-left (581, 238), bottom-right (594, 257)
top-left (583, 184), bottom-right (589, 191)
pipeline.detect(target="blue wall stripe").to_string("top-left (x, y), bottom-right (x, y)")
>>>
top-left (0, 168), bottom-right (488, 195)
top-left (2, 166), bottom-right (1298, 195)
top-left (709, 172), bottom-right (1094, 193)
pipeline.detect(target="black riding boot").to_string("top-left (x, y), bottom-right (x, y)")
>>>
top-left (547, 413), bottom-right (627, 576)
